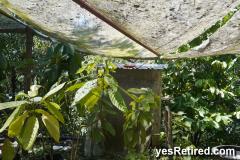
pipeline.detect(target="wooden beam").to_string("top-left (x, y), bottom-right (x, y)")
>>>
top-left (0, 28), bottom-right (26, 33)
top-left (0, 28), bottom-right (53, 42)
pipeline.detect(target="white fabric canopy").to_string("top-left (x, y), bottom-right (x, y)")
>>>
top-left (0, 0), bottom-right (240, 59)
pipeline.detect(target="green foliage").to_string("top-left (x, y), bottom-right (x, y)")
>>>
top-left (161, 54), bottom-right (240, 148)
top-left (122, 88), bottom-right (159, 151)
top-left (41, 111), bottom-right (60, 143)
top-left (21, 117), bottom-right (39, 150)
top-left (8, 111), bottom-right (28, 137)
top-left (1, 139), bottom-right (15, 160)
top-left (0, 83), bottom-right (64, 151)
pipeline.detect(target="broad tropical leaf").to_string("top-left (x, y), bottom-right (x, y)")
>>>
top-left (44, 101), bottom-right (64, 124)
top-left (0, 78), bottom-right (10, 86)
top-left (140, 126), bottom-right (147, 144)
top-left (75, 79), bottom-right (98, 103)
top-left (2, 139), bottom-right (15, 160)
top-left (118, 86), bottom-right (141, 103)
top-left (15, 93), bottom-right (30, 101)
top-left (129, 131), bottom-right (139, 148)
top-left (41, 112), bottom-right (60, 143)
top-left (40, 82), bottom-right (66, 104)
top-left (28, 91), bottom-right (38, 97)
top-left (139, 113), bottom-right (148, 129)
top-left (103, 109), bottom-right (117, 115)
top-left (22, 117), bottom-right (39, 151)
top-left (103, 119), bottom-right (115, 136)
top-left (105, 75), bottom-right (118, 92)
top-left (15, 126), bottom-right (25, 148)
top-left (8, 111), bottom-right (28, 137)
top-left (48, 65), bottom-right (58, 86)
top-left (93, 128), bottom-right (102, 142)
top-left (0, 104), bottom-right (25, 133)
top-left (30, 85), bottom-right (41, 91)
top-left (0, 101), bottom-right (27, 111)
top-left (108, 89), bottom-right (128, 113)
top-left (54, 42), bottom-right (64, 57)
top-left (128, 88), bottom-right (146, 94)
top-left (67, 43), bottom-right (75, 55)
top-left (123, 129), bottom-right (134, 145)
top-left (67, 82), bottom-right (86, 92)
top-left (82, 87), bottom-right (102, 111)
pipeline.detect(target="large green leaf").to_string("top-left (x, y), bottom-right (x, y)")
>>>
top-left (93, 128), bottom-right (102, 142)
top-left (0, 104), bottom-right (25, 133)
top-left (140, 126), bottom-right (147, 144)
top-left (139, 113), bottom-right (148, 129)
top-left (44, 101), bottom-right (64, 124)
top-left (2, 139), bottom-right (15, 160)
top-left (105, 75), bottom-right (118, 92)
top-left (67, 43), bottom-right (75, 55)
top-left (75, 79), bottom-right (98, 103)
top-left (0, 78), bottom-right (10, 86)
top-left (45, 45), bottom-right (54, 59)
top-left (15, 93), bottom-right (30, 101)
top-left (54, 42), bottom-right (64, 57)
top-left (40, 82), bottom-right (66, 104)
top-left (108, 89), bottom-right (128, 113)
top-left (15, 126), bottom-right (25, 148)
top-left (22, 117), bottom-right (39, 151)
top-left (128, 131), bottom-right (139, 148)
top-left (128, 88), bottom-right (146, 94)
top-left (82, 87), bottom-right (102, 111)
top-left (8, 111), bottom-right (28, 137)
top-left (41, 111), bottom-right (60, 143)
top-left (67, 82), bottom-right (86, 92)
top-left (123, 129), bottom-right (134, 145)
top-left (0, 101), bottom-right (27, 111)
top-left (70, 56), bottom-right (79, 79)
top-left (118, 86), bottom-right (141, 103)
top-left (103, 119), bottom-right (115, 136)
top-left (48, 65), bottom-right (58, 86)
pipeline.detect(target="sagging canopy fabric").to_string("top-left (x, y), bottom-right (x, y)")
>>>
top-left (0, 0), bottom-right (240, 60)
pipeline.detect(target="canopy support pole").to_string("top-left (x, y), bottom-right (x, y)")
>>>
top-left (0, 28), bottom-right (26, 33)
top-left (24, 27), bottom-right (33, 94)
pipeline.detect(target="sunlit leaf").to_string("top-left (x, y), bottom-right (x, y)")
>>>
top-left (40, 82), bottom-right (66, 104)
top-left (44, 101), bottom-right (64, 124)
top-left (0, 104), bottom-right (25, 133)
top-left (15, 93), bottom-right (30, 101)
top-left (8, 112), bottom-right (28, 137)
top-left (108, 89), bottom-right (128, 113)
top-left (22, 117), bottom-right (39, 151)
top-left (75, 79), bottom-right (98, 103)
top-left (41, 111), bottom-right (60, 143)
top-left (0, 101), bottom-right (27, 111)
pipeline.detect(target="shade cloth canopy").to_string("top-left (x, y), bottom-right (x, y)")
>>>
top-left (0, 0), bottom-right (240, 59)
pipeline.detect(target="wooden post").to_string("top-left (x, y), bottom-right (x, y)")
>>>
top-left (24, 27), bottom-right (33, 94)
top-left (151, 70), bottom-right (162, 147)
top-left (22, 27), bottom-right (33, 156)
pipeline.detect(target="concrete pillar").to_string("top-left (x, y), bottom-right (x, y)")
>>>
top-left (104, 68), bottom-right (162, 155)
